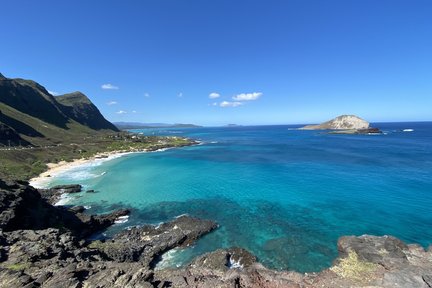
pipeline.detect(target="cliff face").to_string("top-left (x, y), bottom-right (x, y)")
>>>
top-left (301, 115), bottom-right (370, 130)
top-left (0, 77), bottom-right (69, 129)
top-left (56, 92), bottom-right (119, 131)
top-left (0, 73), bottom-right (119, 147)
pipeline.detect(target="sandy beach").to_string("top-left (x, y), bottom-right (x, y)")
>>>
top-left (29, 150), bottom-right (136, 188)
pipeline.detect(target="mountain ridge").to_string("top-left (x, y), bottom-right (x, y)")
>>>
top-left (0, 73), bottom-right (118, 147)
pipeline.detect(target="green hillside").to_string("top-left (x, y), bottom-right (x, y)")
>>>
top-left (0, 73), bottom-right (118, 147)
top-left (0, 73), bottom-right (120, 180)
top-left (0, 73), bottom-right (195, 181)
top-left (57, 92), bottom-right (119, 131)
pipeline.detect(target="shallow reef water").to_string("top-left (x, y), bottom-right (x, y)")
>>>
top-left (49, 123), bottom-right (432, 272)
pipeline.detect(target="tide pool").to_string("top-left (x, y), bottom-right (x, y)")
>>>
top-left (45, 122), bottom-right (432, 272)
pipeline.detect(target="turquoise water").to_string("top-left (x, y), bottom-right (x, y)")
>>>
top-left (47, 123), bottom-right (432, 272)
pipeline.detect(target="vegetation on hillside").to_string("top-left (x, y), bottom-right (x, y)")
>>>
top-left (0, 132), bottom-right (196, 181)
top-left (0, 73), bottom-right (196, 181)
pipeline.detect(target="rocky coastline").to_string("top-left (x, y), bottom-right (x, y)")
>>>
top-left (1, 180), bottom-right (431, 287)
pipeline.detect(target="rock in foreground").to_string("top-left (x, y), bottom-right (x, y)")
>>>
top-left (1, 180), bottom-right (431, 287)
top-left (90, 215), bottom-right (217, 266)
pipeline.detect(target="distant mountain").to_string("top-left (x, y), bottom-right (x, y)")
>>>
top-left (300, 115), bottom-right (370, 130)
top-left (0, 73), bottom-right (118, 146)
top-left (56, 92), bottom-right (118, 131)
top-left (114, 122), bottom-right (201, 129)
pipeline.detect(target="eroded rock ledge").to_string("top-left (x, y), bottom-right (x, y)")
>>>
top-left (1, 179), bottom-right (431, 287)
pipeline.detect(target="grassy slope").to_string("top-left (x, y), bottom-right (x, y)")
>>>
top-left (0, 79), bottom-right (195, 181)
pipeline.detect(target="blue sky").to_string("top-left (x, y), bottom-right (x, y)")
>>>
top-left (1, 0), bottom-right (431, 126)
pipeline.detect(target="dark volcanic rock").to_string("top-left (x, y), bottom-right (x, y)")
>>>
top-left (0, 268), bottom-right (35, 288)
top-left (154, 247), bottom-right (302, 288)
top-left (50, 184), bottom-right (82, 194)
top-left (0, 180), bottom-right (129, 238)
top-left (68, 205), bottom-right (86, 214)
top-left (75, 208), bottom-right (130, 238)
top-left (2, 179), bottom-right (432, 288)
top-left (3, 228), bottom-right (78, 264)
top-left (90, 216), bottom-right (217, 266)
top-left (335, 235), bottom-right (432, 287)
top-left (190, 247), bottom-right (257, 272)
top-left (38, 184), bottom-right (82, 204)
top-left (0, 179), bottom-right (52, 231)
top-left (328, 127), bottom-right (382, 135)
top-left (338, 235), bottom-right (409, 269)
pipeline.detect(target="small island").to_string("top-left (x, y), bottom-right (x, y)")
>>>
top-left (300, 115), bottom-right (382, 134)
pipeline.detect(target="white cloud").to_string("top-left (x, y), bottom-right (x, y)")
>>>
top-left (107, 101), bottom-right (117, 105)
top-left (232, 92), bottom-right (262, 101)
top-left (101, 83), bottom-right (119, 90)
top-left (116, 110), bottom-right (127, 114)
top-left (220, 101), bottom-right (243, 107)
top-left (212, 102), bottom-right (218, 106)
top-left (132, 110), bottom-right (137, 113)
top-left (209, 92), bottom-right (220, 99)
top-left (177, 92), bottom-right (183, 98)
top-left (48, 90), bottom-right (59, 96)
top-left (144, 92), bottom-right (150, 98)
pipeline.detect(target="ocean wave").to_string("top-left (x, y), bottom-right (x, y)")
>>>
top-left (155, 248), bottom-right (182, 270)
top-left (114, 215), bottom-right (129, 224)
top-left (55, 169), bottom-right (101, 181)
top-left (228, 258), bottom-right (244, 269)
top-left (149, 148), bottom-right (171, 153)
top-left (54, 193), bottom-right (73, 206)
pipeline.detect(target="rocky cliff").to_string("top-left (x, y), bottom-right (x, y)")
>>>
top-left (0, 180), bottom-right (431, 287)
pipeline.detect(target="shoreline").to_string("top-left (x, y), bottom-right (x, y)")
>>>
top-left (3, 178), bottom-right (431, 287)
top-left (28, 148), bottom-right (154, 189)
top-left (29, 150), bottom-right (137, 188)
top-left (28, 140), bottom-right (201, 189)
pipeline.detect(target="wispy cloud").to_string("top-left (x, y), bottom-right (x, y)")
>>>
top-left (232, 92), bottom-right (262, 101)
top-left (220, 101), bottom-right (243, 107)
top-left (116, 110), bottom-right (127, 114)
top-left (177, 92), bottom-right (183, 98)
top-left (209, 92), bottom-right (220, 99)
top-left (48, 90), bottom-right (59, 96)
top-left (144, 92), bottom-right (150, 98)
top-left (101, 83), bottom-right (119, 90)
top-left (107, 101), bottom-right (117, 105)
top-left (132, 110), bottom-right (137, 113)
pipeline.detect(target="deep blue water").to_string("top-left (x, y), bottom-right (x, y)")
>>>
top-left (47, 122), bottom-right (432, 272)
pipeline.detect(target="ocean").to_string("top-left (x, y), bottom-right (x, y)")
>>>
top-left (45, 122), bottom-right (432, 272)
